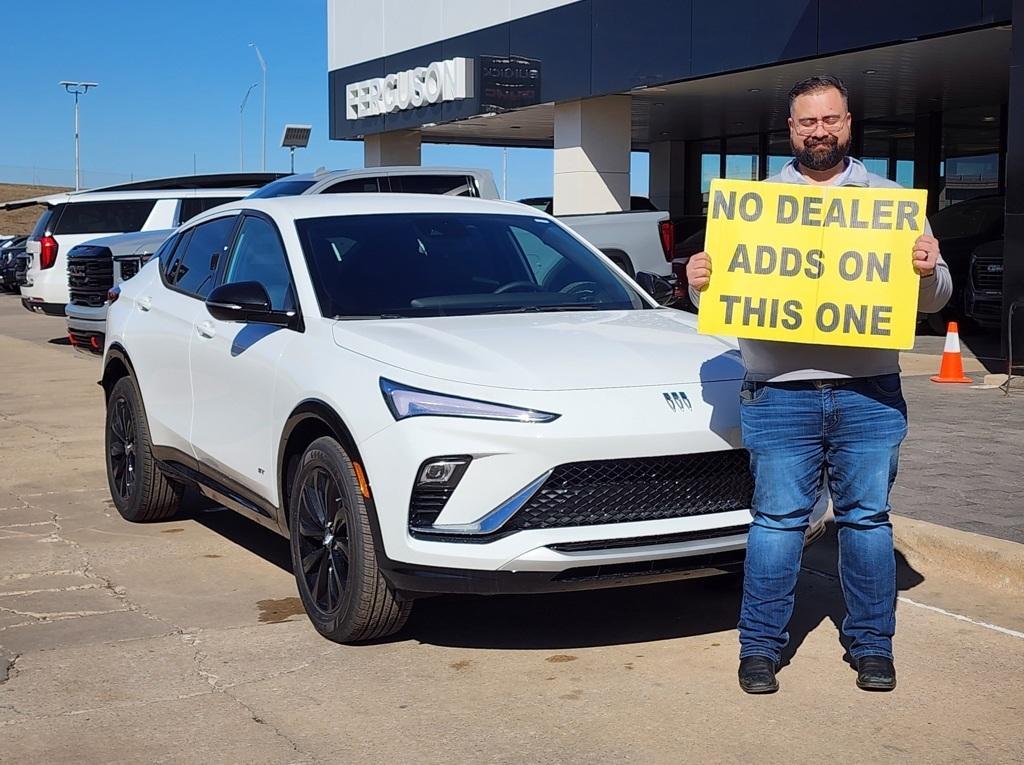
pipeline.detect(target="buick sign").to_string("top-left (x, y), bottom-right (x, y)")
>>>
top-left (663, 392), bottom-right (692, 412)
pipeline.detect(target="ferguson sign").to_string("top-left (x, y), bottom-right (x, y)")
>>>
top-left (346, 58), bottom-right (474, 119)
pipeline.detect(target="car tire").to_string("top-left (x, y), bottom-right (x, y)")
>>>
top-left (105, 376), bottom-right (184, 522)
top-left (289, 436), bottom-right (411, 644)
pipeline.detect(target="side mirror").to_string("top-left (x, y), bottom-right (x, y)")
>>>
top-left (635, 271), bottom-right (677, 306)
top-left (206, 281), bottom-right (288, 325)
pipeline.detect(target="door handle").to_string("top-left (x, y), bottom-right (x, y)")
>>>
top-left (137, 296), bottom-right (152, 312)
top-left (196, 320), bottom-right (216, 339)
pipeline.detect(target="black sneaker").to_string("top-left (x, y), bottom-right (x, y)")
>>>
top-left (856, 655), bottom-right (896, 691)
top-left (738, 656), bottom-right (779, 694)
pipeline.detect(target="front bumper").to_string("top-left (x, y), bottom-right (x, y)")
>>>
top-left (357, 379), bottom-right (830, 582)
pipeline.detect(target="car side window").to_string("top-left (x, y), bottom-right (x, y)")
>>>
top-left (165, 217), bottom-right (237, 299)
top-left (223, 216), bottom-right (296, 311)
top-left (322, 177), bottom-right (382, 193)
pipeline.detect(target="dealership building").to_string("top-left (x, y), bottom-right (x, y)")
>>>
top-left (328, 0), bottom-right (1024, 353)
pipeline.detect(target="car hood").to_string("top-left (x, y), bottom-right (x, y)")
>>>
top-left (331, 310), bottom-right (743, 391)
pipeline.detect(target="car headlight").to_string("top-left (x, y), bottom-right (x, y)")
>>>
top-left (380, 378), bottom-right (560, 423)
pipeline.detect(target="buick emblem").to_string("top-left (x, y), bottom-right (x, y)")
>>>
top-left (663, 392), bottom-right (692, 412)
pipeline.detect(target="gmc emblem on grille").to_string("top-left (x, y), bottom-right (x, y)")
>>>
top-left (663, 392), bottom-right (692, 412)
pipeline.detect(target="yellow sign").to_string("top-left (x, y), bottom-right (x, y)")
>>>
top-left (697, 178), bottom-right (927, 349)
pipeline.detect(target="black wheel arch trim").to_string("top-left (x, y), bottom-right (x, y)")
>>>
top-left (277, 399), bottom-right (393, 578)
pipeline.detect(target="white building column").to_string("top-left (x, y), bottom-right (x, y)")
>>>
top-left (364, 129), bottom-right (421, 167)
top-left (649, 140), bottom-right (686, 217)
top-left (553, 96), bottom-right (631, 215)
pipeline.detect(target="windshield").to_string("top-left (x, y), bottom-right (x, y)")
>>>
top-left (295, 212), bottom-right (647, 319)
top-left (248, 179), bottom-right (317, 199)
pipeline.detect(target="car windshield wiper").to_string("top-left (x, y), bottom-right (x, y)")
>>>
top-left (332, 313), bottom-right (406, 320)
top-left (480, 304), bottom-right (608, 315)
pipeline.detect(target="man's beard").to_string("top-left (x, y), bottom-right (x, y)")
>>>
top-left (793, 134), bottom-right (850, 172)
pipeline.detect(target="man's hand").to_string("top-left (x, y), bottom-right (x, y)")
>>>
top-left (913, 234), bottom-right (940, 277)
top-left (686, 251), bottom-right (712, 291)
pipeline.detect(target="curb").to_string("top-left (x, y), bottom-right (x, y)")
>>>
top-left (891, 514), bottom-right (1024, 594)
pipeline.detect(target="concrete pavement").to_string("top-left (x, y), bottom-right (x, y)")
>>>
top-left (1, 294), bottom-right (1022, 764)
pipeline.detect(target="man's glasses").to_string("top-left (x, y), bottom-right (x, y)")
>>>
top-left (792, 114), bottom-right (848, 136)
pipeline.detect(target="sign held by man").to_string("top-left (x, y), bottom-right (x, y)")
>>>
top-left (698, 179), bottom-right (927, 349)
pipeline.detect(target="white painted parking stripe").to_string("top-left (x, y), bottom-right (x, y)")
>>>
top-left (897, 596), bottom-right (1024, 640)
top-left (802, 565), bottom-right (1024, 640)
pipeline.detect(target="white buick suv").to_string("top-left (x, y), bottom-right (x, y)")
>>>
top-left (101, 194), bottom-right (826, 643)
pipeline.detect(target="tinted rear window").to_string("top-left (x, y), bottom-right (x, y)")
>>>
top-left (30, 206), bottom-right (60, 238)
top-left (247, 179), bottom-right (317, 199)
top-left (52, 200), bottom-right (156, 235)
top-left (388, 175), bottom-right (475, 196)
top-left (178, 197), bottom-right (238, 224)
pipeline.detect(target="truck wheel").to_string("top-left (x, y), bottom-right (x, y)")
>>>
top-left (105, 376), bottom-right (184, 522)
top-left (289, 437), bottom-right (411, 643)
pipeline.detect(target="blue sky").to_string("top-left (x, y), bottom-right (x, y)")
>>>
top-left (0, 0), bottom-right (648, 200)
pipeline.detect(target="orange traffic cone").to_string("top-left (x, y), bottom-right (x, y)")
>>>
top-left (931, 322), bottom-right (973, 384)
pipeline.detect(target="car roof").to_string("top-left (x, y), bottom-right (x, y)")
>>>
top-left (0, 187), bottom-right (254, 211)
top-left (186, 193), bottom-right (542, 225)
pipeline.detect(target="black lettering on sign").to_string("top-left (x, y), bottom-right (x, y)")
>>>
top-left (816, 302), bottom-right (840, 332)
top-left (711, 189), bottom-right (735, 220)
top-left (801, 196), bottom-right (824, 227)
top-left (779, 247), bottom-right (802, 276)
top-left (728, 243), bottom-right (751, 273)
top-left (804, 249), bottom-right (823, 279)
top-left (872, 199), bottom-right (894, 230)
top-left (743, 297), bottom-right (768, 327)
top-left (720, 294), bottom-right (741, 322)
top-left (871, 305), bottom-right (893, 335)
top-left (777, 195), bottom-right (798, 224)
top-left (896, 200), bottom-right (920, 231)
top-left (781, 299), bottom-right (803, 329)
top-left (865, 252), bottom-right (891, 282)
top-left (739, 192), bottom-right (763, 222)
top-left (838, 251), bottom-right (863, 281)
top-left (754, 245), bottom-right (777, 275)
top-left (845, 304), bottom-right (868, 334)
top-left (848, 199), bottom-right (870, 229)
top-left (822, 197), bottom-right (846, 228)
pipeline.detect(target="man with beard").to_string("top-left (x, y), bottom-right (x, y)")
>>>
top-left (686, 75), bottom-right (951, 694)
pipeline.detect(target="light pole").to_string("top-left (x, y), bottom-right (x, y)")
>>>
top-left (59, 81), bottom-right (98, 190)
top-left (239, 83), bottom-right (259, 171)
top-left (249, 43), bottom-right (267, 171)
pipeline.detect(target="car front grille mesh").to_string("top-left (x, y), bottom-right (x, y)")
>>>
top-left (503, 450), bottom-right (754, 531)
top-left (68, 256), bottom-right (113, 307)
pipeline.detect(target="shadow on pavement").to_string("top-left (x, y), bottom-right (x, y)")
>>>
top-left (47, 336), bottom-right (71, 346)
top-left (189, 504), bottom-right (928, 655)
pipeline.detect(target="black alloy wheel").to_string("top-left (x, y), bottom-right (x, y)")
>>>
top-left (108, 394), bottom-right (137, 502)
top-left (295, 466), bottom-right (351, 615)
top-left (289, 437), bottom-right (411, 643)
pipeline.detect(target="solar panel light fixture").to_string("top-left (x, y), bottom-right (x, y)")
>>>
top-left (280, 124), bottom-right (312, 172)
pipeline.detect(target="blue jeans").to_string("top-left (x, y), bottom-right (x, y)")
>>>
top-left (737, 374), bottom-right (908, 663)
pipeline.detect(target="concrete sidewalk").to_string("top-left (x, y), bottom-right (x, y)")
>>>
top-left (1, 294), bottom-right (1022, 764)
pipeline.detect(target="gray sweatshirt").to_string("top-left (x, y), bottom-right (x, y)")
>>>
top-left (690, 157), bottom-right (953, 382)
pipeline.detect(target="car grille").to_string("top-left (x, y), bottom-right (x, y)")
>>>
top-left (503, 450), bottom-right (754, 531)
top-left (971, 252), bottom-right (1003, 291)
top-left (118, 257), bottom-right (141, 281)
top-left (68, 255), bottom-right (114, 307)
top-left (15, 255), bottom-right (29, 285)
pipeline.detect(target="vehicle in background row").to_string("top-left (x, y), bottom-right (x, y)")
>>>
top-left (0, 236), bottom-right (28, 292)
top-left (517, 195), bottom-right (676, 288)
top-left (2, 173), bottom-right (282, 317)
top-left (65, 229), bottom-right (174, 352)
top-left (259, 169), bottom-right (677, 299)
top-left (101, 193), bottom-right (827, 643)
top-left (964, 239), bottom-right (1004, 329)
top-left (518, 195), bottom-right (660, 214)
top-left (249, 166), bottom-right (500, 200)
